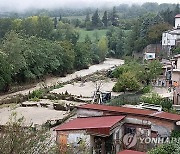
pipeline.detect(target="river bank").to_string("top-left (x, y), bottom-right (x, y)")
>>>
top-left (0, 58), bottom-right (124, 103)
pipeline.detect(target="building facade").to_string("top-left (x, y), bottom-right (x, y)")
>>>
top-left (162, 14), bottom-right (180, 54)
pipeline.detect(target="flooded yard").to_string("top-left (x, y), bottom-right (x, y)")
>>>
top-left (51, 80), bottom-right (120, 97)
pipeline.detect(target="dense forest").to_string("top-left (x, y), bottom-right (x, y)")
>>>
top-left (0, 2), bottom-right (180, 92)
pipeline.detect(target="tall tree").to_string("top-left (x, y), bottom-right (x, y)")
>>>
top-left (85, 12), bottom-right (90, 23)
top-left (174, 4), bottom-right (180, 16)
top-left (36, 16), bottom-right (54, 39)
top-left (98, 37), bottom-right (108, 61)
top-left (102, 11), bottom-right (108, 27)
top-left (53, 17), bottom-right (58, 29)
top-left (92, 9), bottom-right (101, 28)
top-left (59, 14), bottom-right (62, 21)
top-left (111, 7), bottom-right (119, 26)
top-left (0, 51), bottom-right (12, 92)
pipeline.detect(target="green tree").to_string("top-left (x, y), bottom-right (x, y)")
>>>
top-left (52, 21), bottom-right (79, 44)
top-left (174, 4), bottom-right (180, 16)
top-left (102, 11), bottom-right (108, 27)
top-left (92, 9), bottom-right (101, 28)
top-left (0, 18), bottom-right (13, 39)
top-left (2, 31), bottom-right (26, 76)
top-left (53, 17), bottom-right (58, 29)
top-left (74, 42), bottom-right (91, 70)
top-left (144, 60), bottom-right (163, 85)
top-left (36, 16), bottom-right (54, 39)
top-left (110, 7), bottom-right (119, 26)
top-left (113, 71), bottom-right (141, 92)
top-left (0, 51), bottom-right (12, 92)
top-left (148, 23), bottom-right (172, 43)
top-left (85, 21), bottom-right (93, 30)
top-left (98, 37), bottom-right (108, 61)
top-left (84, 34), bottom-right (92, 44)
top-left (106, 27), bottom-right (124, 58)
top-left (85, 12), bottom-right (91, 23)
top-left (21, 16), bottom-right (39, 36)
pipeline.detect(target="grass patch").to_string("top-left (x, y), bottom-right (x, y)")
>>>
top-left (78, 29), bottom-right (108, 42)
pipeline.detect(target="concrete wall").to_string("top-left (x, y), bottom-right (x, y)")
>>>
top-left (162, 32), bottom-right (176, 46)
top-left (177, 57), bottom-right (180, 69)
top-left (172, 71), bottom-right (180, 83)
top-left (56, 130), bottom-right (91, 152)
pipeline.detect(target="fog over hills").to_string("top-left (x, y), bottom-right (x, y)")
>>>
top-left (0, 0), bottom-right (179, 12)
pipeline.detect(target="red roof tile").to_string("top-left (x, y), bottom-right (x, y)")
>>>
top-left (55, 116), bottom-right (125, 136)
top-left (118, 150), bottom-right (145, 154)
top-left (78, 104), bottom-right (180, 121)
top-left (175, 14), bottom-right (180, 18)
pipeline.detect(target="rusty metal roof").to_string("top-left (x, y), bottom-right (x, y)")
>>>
top-left (118, 150), bottom-right (145, 154)
top-left (55, 116), bottom-right (125, 136)
top-left (78, 104), bottom-right (180, 121)
top-left (78, 104), bottom-right (156, 116)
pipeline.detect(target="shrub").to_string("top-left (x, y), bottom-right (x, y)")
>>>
top-left (141, 85), bottom-right (152, 94)
top-left (113, 72), bottom-right (141, 92)
top-left (141, 93), bottom-right (173, 111)
top-left (29, 89), bottom-right (45, 100)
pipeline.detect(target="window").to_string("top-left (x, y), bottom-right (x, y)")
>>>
top-left (149, 55), bottom-right (153, 58)
top-left (125, 126), bottom-right (136, 135)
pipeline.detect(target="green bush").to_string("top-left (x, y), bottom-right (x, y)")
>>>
top-left (141, 85), bottom-right (152, 94)
top-left (141, 93), bottom-right (172, 111)
top-left (29, 89), bottom-right (45, 100)
top-left (171, 130), bottom-right (180, 138)
top-left (148, 142), bottom-right (176, 154)
top-left (113, 72), bottom-right (141, 92)
top-left (141, 93), bottom-right (162, 105)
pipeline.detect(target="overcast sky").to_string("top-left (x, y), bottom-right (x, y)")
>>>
top-left (0, 0), bottom-right (179, 11)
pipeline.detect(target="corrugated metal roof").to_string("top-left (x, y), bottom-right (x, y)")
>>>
top-left (118, 150), bottom-right (145, 154)
top-left (154, 112), bottom-right (180, 121)
top-left (55, 116), bottom-right (125, 136)
top-left (78, 104), bottom-right (180, 121)
top-left (78, 104), bottom-right (156, 116)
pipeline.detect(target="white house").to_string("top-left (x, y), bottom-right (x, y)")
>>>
top-left (175, 14), bottom-right (180, 29)
top-left (162, 14), bottom-right (180, 54)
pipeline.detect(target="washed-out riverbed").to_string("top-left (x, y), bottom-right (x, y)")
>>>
top-left (0, 58), bottom-right (124, 126)
top-left (0, 58), bottom-right (124, 101)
